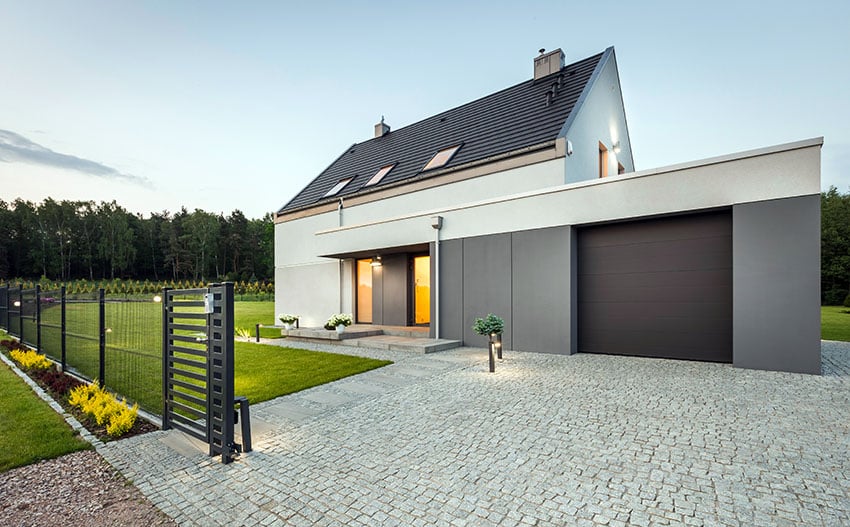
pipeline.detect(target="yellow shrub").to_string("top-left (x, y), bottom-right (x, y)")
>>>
top-left (68, 382), bottom-right (138, 437)
top-left (9, 348), bottom-right (52, 371)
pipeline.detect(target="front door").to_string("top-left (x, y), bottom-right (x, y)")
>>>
top-left (411, 255), bottom-right (430, 325)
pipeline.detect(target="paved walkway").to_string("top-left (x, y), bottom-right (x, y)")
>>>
top-left (99, 342), bottom-right (850, 526)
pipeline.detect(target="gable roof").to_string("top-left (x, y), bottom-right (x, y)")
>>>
top-left (278, 49), bottom-right (605, 215)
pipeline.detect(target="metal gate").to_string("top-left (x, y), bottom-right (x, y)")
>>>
top-left (161, 282), bottom-right (241, 463)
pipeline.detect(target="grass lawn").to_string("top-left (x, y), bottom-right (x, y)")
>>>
top-left (234, 342), bottom-right (391, 403)
top-left (13, 300), bottom-right (390, 415)
top-left (0, 359), bottom-right (90, 472)
top-left (822, 306), bottom-right (850, 342)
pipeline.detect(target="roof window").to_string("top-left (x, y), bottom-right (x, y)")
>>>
top-left (323, 177), bottom-right (353, 197)
top-left (422, 144), bottom-right (462, 172)
top-left (364, 164), bottom-right (395, 187)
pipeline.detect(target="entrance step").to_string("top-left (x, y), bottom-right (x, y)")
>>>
top-left (284, 327), bottom-right (383, 341)
top-left (347, 335), bottom-right (462, 354)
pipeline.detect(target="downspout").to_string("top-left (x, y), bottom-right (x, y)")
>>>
top-left (431, 216), bottom-right (443, 339)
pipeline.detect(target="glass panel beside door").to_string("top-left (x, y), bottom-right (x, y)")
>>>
top-left (413, 256), bottom-right (430, 325)
top-left (356, 259), bottom-right (372, 323)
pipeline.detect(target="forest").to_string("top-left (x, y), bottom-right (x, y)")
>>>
top-left (1, 189), bottom-right (849, 304)
top-left (822, 187), bottom-right (850, 305)
top-left (0, 198), bottom-right (273, 282)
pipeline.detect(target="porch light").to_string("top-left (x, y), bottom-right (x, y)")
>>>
top-left (371, 256), bottom-right (382, 267)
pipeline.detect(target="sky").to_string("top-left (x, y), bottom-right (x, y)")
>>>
top-left (1, 0), bottom-right (848, 219)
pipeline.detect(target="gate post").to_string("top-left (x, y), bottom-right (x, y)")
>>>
top-left (161, 287), bottom-right (171, 430)
top-left (207, 282), bottom-right (237, 463)
top-left (98, 288), bottom-right (105, 386)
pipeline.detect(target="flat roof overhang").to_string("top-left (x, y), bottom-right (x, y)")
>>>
top-left (320, 242), bottom-right (430, 260)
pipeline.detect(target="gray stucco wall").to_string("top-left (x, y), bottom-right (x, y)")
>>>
top-left (511, 227), bottom-right (572, 353)
top-left (732, 195), bottom-right (821, 374)
top-left (462, 234), bottom-right (513, 349)
top-left (437, 227), bottom-right (574, 353)
top-left (437, 239), bottom-right (465, 340)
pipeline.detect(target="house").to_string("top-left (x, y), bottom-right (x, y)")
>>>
top-left (275, 47), bottom-right (822, 375)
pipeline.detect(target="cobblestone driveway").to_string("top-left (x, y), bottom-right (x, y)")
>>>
top-left (100, 342), bottom-right (850, 526)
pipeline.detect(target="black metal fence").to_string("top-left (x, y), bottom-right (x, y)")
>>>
top-left (0, 283), bottom-right (163, 415)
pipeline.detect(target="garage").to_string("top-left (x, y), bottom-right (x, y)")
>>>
top-left (577, 211), bottom-right (732, 362)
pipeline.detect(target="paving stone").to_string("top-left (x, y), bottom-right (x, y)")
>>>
top-left (96, 342), bottom-right (850, 527)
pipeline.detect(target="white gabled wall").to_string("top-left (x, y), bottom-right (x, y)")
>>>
top-left (563, 49), bottom-right (634, 183)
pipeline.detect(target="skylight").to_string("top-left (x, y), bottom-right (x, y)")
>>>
top-left (364, 164), bottom-right (395, 187)
top-left (323, 177), bottom-right (353, 197)
top-left (422, 144), bottom-right (462, 171)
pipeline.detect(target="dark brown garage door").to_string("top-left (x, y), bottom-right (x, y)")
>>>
top-left (578, 211), bottom-right (732, 362)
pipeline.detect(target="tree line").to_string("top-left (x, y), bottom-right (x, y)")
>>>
top-left (0, 198), bottom-right (273, 283)
top-left (822, 187), bottom-right (850, 305)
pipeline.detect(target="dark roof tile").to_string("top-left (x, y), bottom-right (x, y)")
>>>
top-left (278, 51), bottom-right (603, 213)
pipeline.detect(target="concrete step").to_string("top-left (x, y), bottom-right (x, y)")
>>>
top-left (349, 335), bottom-right (462, 354)
top-left (284, 328), bottom-right (383, 341)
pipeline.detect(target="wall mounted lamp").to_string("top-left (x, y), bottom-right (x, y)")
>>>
top-left (370, 255), bottom-right (382, 267)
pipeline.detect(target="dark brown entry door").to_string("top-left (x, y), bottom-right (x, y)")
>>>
top-left (577, 211), bottom-right (732, 362)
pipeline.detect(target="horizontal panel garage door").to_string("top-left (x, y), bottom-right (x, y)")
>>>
top-left (578, 211), bottom-right (732, 362)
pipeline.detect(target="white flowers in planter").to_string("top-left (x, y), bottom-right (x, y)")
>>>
top-left (326, 313), bottom-right (353, 329)
top-left (278, 314), bottom-right (299, 330)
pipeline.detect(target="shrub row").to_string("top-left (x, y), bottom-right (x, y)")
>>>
top-left (4, 278), bottom-right (274, 297)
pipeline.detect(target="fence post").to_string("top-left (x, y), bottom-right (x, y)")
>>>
top-left (98, 288), bottom-right (105, 386)
top-left (60, 286), bottom-right (66, 371)
top-left (161, 287), bottom-right (171, 430)
top-left (35, 285), bottom-right (41, 352)
top-left (18, 287), bottom-right (24, 343)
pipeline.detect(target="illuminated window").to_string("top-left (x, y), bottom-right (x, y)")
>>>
top-left (356, 259), bottom-right (373, 323)
top-left (598, 142), bottom-right (608, 178)
top-left (422, 144), bottom-right (461, 171)
top-left (364, 164), bottom-right (395, 187)
top-left (323, 177), bottom-right (353, 197)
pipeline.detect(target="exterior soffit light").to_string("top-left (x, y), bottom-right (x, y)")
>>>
top-left (371, 256), bottom-right (382, 267)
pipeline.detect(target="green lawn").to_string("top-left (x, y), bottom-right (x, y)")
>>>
top-left (0, 359), bottom-right (90, 472)
top-left (234, 342), bottom-right (391, 403)
top-left (20, 300), bottom-right (390, 415)
top-left (822, 306), bottom-right (850, 342)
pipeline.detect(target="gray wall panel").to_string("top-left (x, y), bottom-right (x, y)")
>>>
top-left (382, 254), bottom-right (409, 326)
top-left (733, 195), bottom-right (821, 374)
top-left (439, 239), bottom-right (465, 341)
top-left (511, 227), bottom-right (571, 353)
top-left (463, 234), bottom-right (513, 349)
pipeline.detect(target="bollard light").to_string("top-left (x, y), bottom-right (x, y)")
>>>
top-left (153, 295), bottom-right (162, 303)
top-left (13, 300), bottom-right (20, 307)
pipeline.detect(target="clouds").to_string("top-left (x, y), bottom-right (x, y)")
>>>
top-left (0, 129), bottom-right (152, 188)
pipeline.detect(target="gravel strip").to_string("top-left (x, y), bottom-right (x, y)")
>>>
top-left (0, 450), bottom-right (176, 527)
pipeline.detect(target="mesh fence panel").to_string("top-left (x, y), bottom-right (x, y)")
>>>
top-left (7, 287), bottom-right (21, 338)
top-left (0, 287), bottom-right (7, 331)
top-left (103, 296), bottom-right (163, 414)
top-left (20, 288), bottom-right (37, 348)
top-left (64, 292), bottom-right (100, 382)
top-left (38, 289), bottom-right (63, 363)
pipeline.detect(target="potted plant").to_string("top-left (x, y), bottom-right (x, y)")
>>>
top-left (278, 314), bottom-right (299, 330)
top-left (325, 313), bottom-right (353, 334)
top-left (473, 314), bottom-right (505, 371)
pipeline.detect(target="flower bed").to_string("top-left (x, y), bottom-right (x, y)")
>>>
top-left (1, 339), bottom-right (157, 441)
